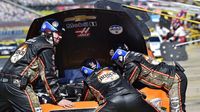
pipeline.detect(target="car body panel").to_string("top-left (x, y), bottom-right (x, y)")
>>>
top-left (141, 87), bottom-right (170, 112)
top-left (41, 101), bottom-right (98, 112)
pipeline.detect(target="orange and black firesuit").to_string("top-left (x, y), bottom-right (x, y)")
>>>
top-left (111, 48), bottom-right (187, 112)
top-left (0, 36), bottom-right (62, 112)
top-left (80, 58), bottom-right (159, 112)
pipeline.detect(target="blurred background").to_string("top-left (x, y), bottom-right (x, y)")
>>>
top-left (0, 0), bottom-right (199, 111)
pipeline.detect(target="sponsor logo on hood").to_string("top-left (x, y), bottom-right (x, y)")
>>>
top-left (109, 25), bottom-right (123, 35)
top-left (75, 27), bottom-right (91, 37)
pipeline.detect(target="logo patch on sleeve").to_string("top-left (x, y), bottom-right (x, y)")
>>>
top-left (10, 44), bottom-right (28, 63)
top-left (97, 70), bottom-right (120, 83)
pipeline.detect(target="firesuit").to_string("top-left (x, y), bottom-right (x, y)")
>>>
top-left (111, 49), bottom-right (187, 112)
top-left (0, 36), bottom-right (62, 111)
top-left (81, 58), bottom-right (159, 112)
top-left (0, 19), bottom-right (73, 112)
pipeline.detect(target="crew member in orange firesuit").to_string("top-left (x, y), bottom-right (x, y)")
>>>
top-left (110, 47), bottom-right (187, 112)
top-left (0, 19), bottom-right (74, 112)
top-left (80, 58), bottom-right (159, 112)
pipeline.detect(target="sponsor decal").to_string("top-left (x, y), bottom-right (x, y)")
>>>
top-left (10, 44), bottom-right (28, 63)
top-left (109, 25), bottom-right (123, 35)
top-left (25, 38), bottom-right (36, 44)
top-left (170, 97), bottom-right (180, 111)
top-left (65, 21), bottom-right (97, 29)
top-left (97, 70), bottom-right (119, 83)
top-left (64, 15), bottom-right (96, 22)
top-left (75, 27), bottom-right (90, 37)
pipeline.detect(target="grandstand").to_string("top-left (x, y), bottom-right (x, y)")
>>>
top-left (0, 0), bottom-right (96, 39)
top-left (0, 0), bottom-right (42, 39)
top-left (0, 1), bottom-right (40, 23)
top-left (0, 0), bottom-right (97, 24)
top-left (10, 0), bottom-right (78, 6)
top-left (0, 0), bottom-right (199, 39)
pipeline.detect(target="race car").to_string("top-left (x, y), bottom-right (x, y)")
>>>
top-left (26, 8), bottom-right (169, 112)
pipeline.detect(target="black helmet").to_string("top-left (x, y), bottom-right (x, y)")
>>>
top-left (81, 58), bottom-right (101, 77)
top-left (40, 19), bottom-right (64, 33)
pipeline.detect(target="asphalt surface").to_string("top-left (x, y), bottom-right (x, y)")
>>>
top-left (0, 44), bottom-right (200, 112)
top-left (177, 45), bottom-right (200, 112)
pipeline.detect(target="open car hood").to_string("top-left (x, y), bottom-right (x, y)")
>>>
top-left (26, 8), bottom-right (147, 72)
